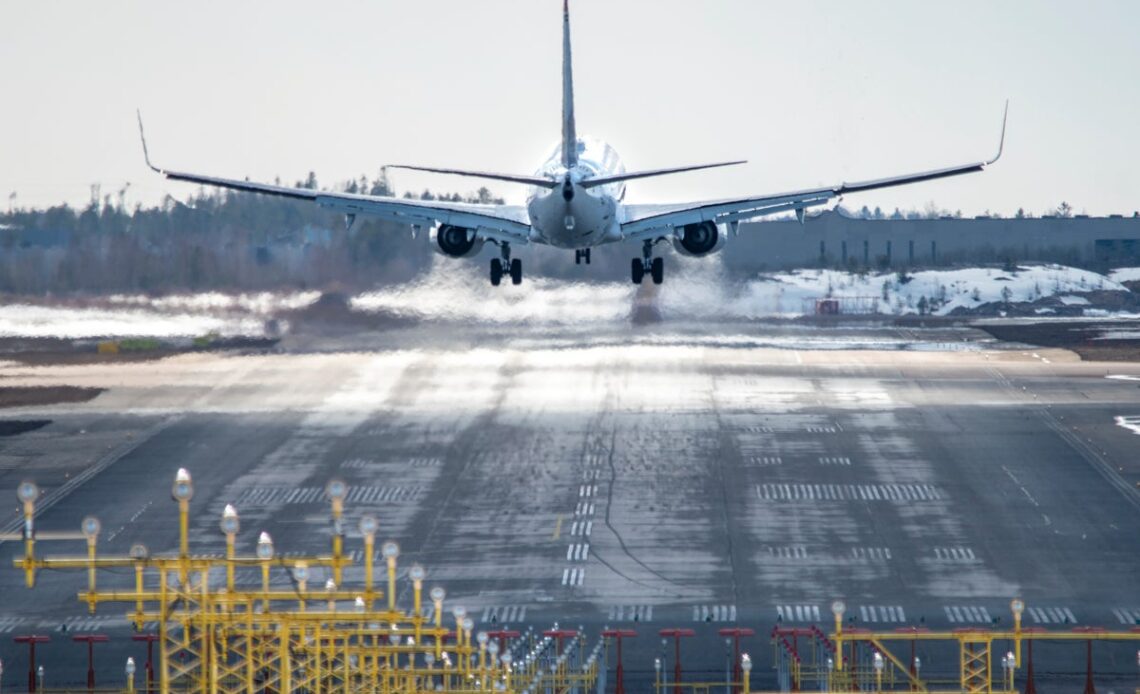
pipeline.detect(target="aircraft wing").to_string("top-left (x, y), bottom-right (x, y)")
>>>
top-left (622, 105), bottom-right (1007, 242)
top-left (137, 115), bottom-right (531, 245)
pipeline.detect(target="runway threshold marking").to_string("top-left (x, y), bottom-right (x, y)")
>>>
top-left (859, 605), bottom-right (907, 623)
top-left (1026, 606), bottom-right (1077, 624)
top-left (607, 605), bottom-right (653, 622)
top-left (1112, 607), bottom-right (1140, 625)
top-left (756, 483), bottom-right (943, 502)
top-left (693, 605), bottom-right (737, 623)
top-left (944, 605), bottom-right (993, 624)
top-left (776, 605), bottom-right (821, 623)
top-left (481, 605), bottom-right (527, 623)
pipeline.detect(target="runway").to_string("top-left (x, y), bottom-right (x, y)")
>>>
top-left (1, 321), bottom-right (1139, 687)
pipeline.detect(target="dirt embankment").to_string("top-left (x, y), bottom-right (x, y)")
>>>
top-left (0, 386), bottom-right (104, 409)
top-left (978, 321), bottom-right (1140, 361)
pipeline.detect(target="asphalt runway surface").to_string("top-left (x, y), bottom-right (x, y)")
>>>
top-left (1, 320), bottom-right (1139, 689)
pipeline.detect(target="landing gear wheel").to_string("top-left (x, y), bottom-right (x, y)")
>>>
top-left (490, 258), bottom-right (503, 286)
top-left (631, 258), bottom-right (644, 285)
top-left (651, 257), bottom-right (664, 285)
top-left (510, 258), bottom-right (523, 285)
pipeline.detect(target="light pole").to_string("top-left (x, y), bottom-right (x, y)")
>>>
top-left (80, 516), bottom-right (101, 605)
top-left (431, 587), bottom-right (446, 658)
top-left (17, 481), bottom-right (38, 588)
top-left (832, 601), bottom-right (847, 672)
top-left (35, 666), bottom-right (42, 694)
top-left (382, 541), bottom-right (400, 612)
top-left (359, 515), bottom-right (378, 607)
top-left (873, 651), bottom-right (884, 693)
top-left (654, 657), bottom-right (662, 691)
top-left (326, 579), bottom-right (338, 612)
top-left (220, 505), bottom-right (240, 591)
top-left (325, 479), bottom-right (348, 583)
top-left (256, 532), bottom-right (274, 610)
top-left (741, 653), bottom-right (752, 694)
top-left (171, 469), bottom-right (194, 587)
top-left (125, 657), bottom-right (136, 693)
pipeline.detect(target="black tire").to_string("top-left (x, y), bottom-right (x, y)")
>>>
top-left (631, 258), bottom-right (644, 284)
top-left (490, 258), bottom-right (503, 286)
top-left (510, 258), bottom-right (522, 285)
top-left (651, 257), bottom-right (664, 284)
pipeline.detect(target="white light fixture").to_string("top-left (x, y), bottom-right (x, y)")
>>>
top-left (81, 516), bottom-right (101, 539)
top-left (256, 532), bottom-right (274, 560)
top-left (220, 505), bottom-right (240, 535)
top-left (172, 468), bottom-right (194, 501)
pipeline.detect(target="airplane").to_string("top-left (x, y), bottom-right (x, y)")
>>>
top-left (138, 0), bottom-right (1006, 287)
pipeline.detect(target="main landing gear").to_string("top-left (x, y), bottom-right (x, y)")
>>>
top-left (631, 241), bottom-right (663, 285)
top-left (575, 248), bottom-right (592, 265)
top-left (490, 243), bottom-right (522, 286)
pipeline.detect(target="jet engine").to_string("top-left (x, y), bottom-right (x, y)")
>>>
top-left (431, 224), bottom-right (484, 258)
top-left (672, 221), bottom-right (725, 257)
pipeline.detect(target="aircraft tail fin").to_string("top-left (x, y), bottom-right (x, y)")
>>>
top-left (561, 0), bottom-right (578, 168)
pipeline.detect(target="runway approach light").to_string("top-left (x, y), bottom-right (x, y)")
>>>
top-left (453, 606), bottom-right (467, 620)
top-left (257, 532), bottom-right (274, 560)
top-left (741, 653), bottom-right (752, 673)
top-left (430, 586), bottom-right (446, 603)
top-left (220, 505), bottom-right (240, 535)
top-left (81, 516), bottom-right (102, 539)
top-left (292, 563), bottom-right (309, 583)
top-left (409, 564), bottom-right (426, 582)
top-left (326, 479), bottom-right (347, 501)
top-left (831, 601), bottom-right (846, 617)
top-left (172, 468), bottom-right (193, 502)
top-left (382, 541), bottom-right (400, 559)
top-left (129, 543), bottom-right (148, 560)
top-left (1010, 599), bottom-right (1025, 617)
top-left (359, 515), bottom-right (378, 538)
top-left (17, 481), bottom-right (38, 503)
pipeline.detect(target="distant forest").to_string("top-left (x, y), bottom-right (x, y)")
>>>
top-left (0, 172), bottom-right (1119, 295)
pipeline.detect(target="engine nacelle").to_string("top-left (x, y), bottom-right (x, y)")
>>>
top-left (431, 224), bottom-right (485, 258)
top-left (672, 221), bottom-right (725, 257)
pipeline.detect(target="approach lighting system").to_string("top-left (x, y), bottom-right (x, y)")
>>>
top-left (220, 505), bottom-right (240, 535)
top-left (172, 468), bottom-right (193, 502)
top-left (256, 532), bottom-right (274, 560)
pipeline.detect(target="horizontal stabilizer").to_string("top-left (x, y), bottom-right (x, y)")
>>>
top-left (580, 160), bottom-right (746, 189)
top-left (385, 164), bottom-right (557, 189)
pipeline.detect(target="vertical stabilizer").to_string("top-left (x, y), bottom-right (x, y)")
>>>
top-left (561, 0), bottom-right (578, 168)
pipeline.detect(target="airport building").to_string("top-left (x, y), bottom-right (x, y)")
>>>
top-left (727, 211), bottom-right (1140, 272)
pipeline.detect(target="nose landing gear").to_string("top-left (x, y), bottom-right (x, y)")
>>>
top-left (575, 248), bottom-right (592, 265)
top-left (490, 243), bottom-right (522, 286)
top-left (630, 241), bottom-right (663, 285)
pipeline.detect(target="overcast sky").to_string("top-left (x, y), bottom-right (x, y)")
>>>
top-left (2, 0), bottom-right (1138, 216)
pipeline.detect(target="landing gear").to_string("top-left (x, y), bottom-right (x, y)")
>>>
top-left (631, 241), bottom-right (664, 285)
top-left (490, 243), bottom-right (522, 286)
top-left (575, 248), bottom-right (591, 265)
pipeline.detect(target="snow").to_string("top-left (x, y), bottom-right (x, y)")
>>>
top-left (1109, 267), bottom-right (1140, 283)
top-left (1058, 295), bottom-right (1091, 306)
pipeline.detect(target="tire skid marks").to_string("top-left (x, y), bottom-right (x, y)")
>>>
top-left (776, 605), bottom-right (821, 623)
top-left (756, 483), bottom-right (943, 502)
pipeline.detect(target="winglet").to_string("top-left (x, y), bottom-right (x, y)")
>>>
top-left (136, 109), bottom-right (161, 173)
top-left (986, 100), bottom-right (1009, 166)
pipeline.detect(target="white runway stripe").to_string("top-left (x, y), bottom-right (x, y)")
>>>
top-left (234, 485), bottom-right (423, 506)
top-left (858, 605), bottom-right (907, 623)
top-left (776, 605), bottom-right (821, 623)
top-left (818, 456), bottom-right (852, 465)
top-left (767, 546), bottom-right (808, 559)
top-left (561, 568), bottom-right (584, 587)
top-left (1112, 608), bottom-right (1140, 625)
top-left (933, 547), bottom-right (976, 561)
top-left (692, 605), bottom-right (737, 622)
top-left (945, 605), bottom-right (993, 624)
top-left (851, 547), bottom-right (892, 561)
top-left (1027, 606), bottom-right (1077, 624)
top-left (566, 543), bottom-right (590, 561)
top-left (607, 605), bottom-right (653, 622)
top-left (757, 483), bottom-right (943, 502)
top-left (751, 456), bottom-right (782, 465)
top-left (0, 616), bottom-right (26, 633)
top-left (480, 605), bottom-right (527, 623)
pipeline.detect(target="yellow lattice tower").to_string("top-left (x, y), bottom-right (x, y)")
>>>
top-left (11, 470), bottom-right (536, 694)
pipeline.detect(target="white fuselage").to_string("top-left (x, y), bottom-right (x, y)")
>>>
top-left (526, 137), bottom-right (626, 249)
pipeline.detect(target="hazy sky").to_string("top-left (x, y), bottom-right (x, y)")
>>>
top-left (3, 1), bottom-right (1138, 216)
